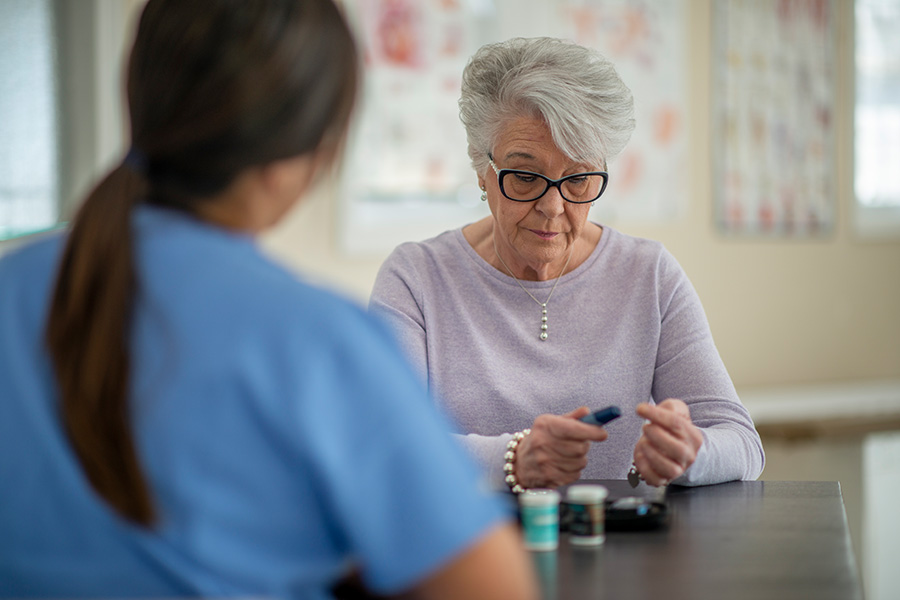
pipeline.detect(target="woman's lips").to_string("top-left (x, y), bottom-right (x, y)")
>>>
top-left (530, 229), bottom-right (559, 240)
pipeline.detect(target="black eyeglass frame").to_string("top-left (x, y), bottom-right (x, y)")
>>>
top-left (487, 154), bottom-right (609, 204)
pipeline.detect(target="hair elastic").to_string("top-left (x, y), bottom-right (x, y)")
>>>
top-left (123, 147), bottom-right (148, 174)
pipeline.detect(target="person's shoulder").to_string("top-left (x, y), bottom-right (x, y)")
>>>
top-left (227, 252), bottom-right (371, 339)
top-left (135, 206), bottom-right (373, 336)
top-left (0, 232), bottom-right (65, 290)
top-left (0, 231), bottom-right (64, 269)
top-left (383, 228), bottom-right (461, 266)
top-left (603, 226), bottom-right (665, 254)
top-left (596, 226), bottom-right (690, 296)
top-left (376, 228), bottom-right (468, 289)
top-left (601, 226), bottom-right (674, 267)
top-left (137, 206), bottom-right (296, 291)
top-left (206, 256), bottom-right (392, 374)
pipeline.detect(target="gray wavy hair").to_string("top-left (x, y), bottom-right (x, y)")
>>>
top-left (459, 37), bottom-right (635, 174)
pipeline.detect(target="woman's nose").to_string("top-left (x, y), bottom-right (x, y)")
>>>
top-left (533, 184), bottom-right (566, 219)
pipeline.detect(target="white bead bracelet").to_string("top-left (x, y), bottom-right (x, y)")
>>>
top-left (503, 428), bottom-right (531, 494)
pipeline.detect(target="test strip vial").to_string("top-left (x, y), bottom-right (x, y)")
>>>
top-left (566, 484), bottom-right (608, 546)
top-left (519, 489), bottom-right (561, 551)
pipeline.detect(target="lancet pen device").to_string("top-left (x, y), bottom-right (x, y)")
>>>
top-left (580, 405), bottom-right (622, 427)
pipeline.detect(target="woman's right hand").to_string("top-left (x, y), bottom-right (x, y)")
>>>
top-left (513, 406), bottom-right (609, 488)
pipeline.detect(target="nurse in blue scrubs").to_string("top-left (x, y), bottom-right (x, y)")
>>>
top-left (0, 1), bottom-right (536, 599)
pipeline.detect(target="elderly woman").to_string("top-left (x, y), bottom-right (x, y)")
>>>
top-left (370, 37), bottom-right (764, 492)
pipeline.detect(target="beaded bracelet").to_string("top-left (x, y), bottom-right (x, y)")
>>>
top-left (503, 428), bottom-right (531, 494)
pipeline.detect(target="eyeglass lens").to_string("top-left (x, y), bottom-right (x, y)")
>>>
top-left (501, 171), bottom-right (606, 203)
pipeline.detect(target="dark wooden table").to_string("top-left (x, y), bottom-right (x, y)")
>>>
top-left (533, 480), bottom-right (862, 600)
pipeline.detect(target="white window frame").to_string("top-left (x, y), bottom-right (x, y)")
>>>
top-left (0, 0), bottom-right (138, 254)
top-left (853, 0), bottom-right (900, 240)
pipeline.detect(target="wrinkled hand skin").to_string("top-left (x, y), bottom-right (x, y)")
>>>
top-left (515, 406), bottom-right (609, 489)
top-left (632, 399), bottom-right (703, 487)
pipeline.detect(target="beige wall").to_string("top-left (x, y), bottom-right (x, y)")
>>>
top-left (263, 0), bottom-right (900, 390)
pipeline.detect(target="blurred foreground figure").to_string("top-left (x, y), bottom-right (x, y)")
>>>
top-left (0, 2), bottom-right (536, 599)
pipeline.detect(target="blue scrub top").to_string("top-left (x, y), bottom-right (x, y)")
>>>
top-left (0, 206), bottom-right (507, 599)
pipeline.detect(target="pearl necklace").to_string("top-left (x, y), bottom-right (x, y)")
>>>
top-left (492, 237), bottom-right (573, 341)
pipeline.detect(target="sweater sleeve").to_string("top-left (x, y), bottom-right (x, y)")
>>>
top-left (370, 247), bottom-right (512, 487)
top-left (454, 432), bottom-right (515, 491)
top-left (652, 250), bottom-right (765, 485)
top-left (369, 246), bottom-right (429, 384)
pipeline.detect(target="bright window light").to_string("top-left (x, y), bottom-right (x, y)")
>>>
top-left (854, 0), bottom-right (900, 237)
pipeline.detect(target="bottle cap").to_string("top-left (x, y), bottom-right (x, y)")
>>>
top-left (566, 484), bottom-right (608, 504)
top-left (519, 488), bottom-right (561, 507)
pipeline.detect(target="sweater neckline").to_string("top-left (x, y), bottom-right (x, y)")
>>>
top-left (453, 222), bottom-right (613, 288)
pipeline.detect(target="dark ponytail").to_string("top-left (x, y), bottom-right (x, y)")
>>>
top-left (45, 163), bottom-right (154, 524)
top-left (44, 0), bottom-right (358, 526)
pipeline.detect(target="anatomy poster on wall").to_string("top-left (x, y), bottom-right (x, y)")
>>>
top-left (712, 0), bottom-right (837, 237)
top-left (340, 0), bottom-right (688, 254)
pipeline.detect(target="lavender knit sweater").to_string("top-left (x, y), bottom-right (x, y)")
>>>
top-left (370, 225), bottom-right (765, 488)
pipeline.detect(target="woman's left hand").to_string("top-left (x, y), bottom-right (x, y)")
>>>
top-left (632, 399), bottom-right (703, 487)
